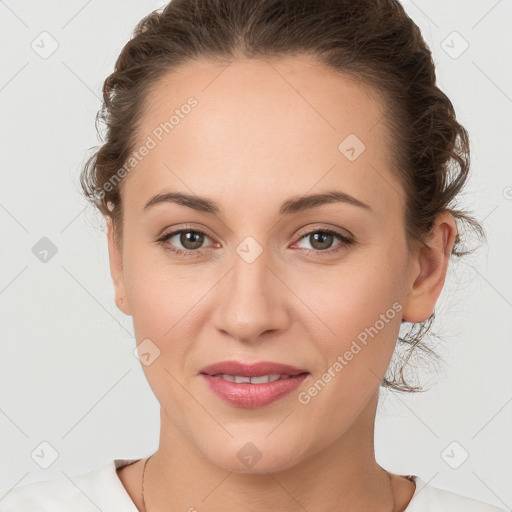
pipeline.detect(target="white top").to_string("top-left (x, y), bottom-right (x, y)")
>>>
top-left (0, 458), bottom-right (508, 512)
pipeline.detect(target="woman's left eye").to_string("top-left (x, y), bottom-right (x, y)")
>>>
top-left (294, 229), bottom-right (354, 254)
top-left (157, 227), bottom-right (354, 256)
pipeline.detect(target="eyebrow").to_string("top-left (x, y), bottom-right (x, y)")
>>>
top-left (143, 190), bottom-right (372, 216)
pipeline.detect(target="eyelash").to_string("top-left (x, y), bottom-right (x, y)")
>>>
top-left (156, 225), bottom-right (354, 257)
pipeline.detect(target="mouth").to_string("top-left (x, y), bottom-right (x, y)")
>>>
top-left (204, 373), bottom-right (308, 383)
top-left (199, 360), bottom-right (309, 378)
top-left (199, 360), bottom-right (310, 408)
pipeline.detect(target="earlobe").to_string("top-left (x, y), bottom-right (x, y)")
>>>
top-left (401, 212), bottom-right (457, 323)
top-left (106, 218), bottom-right (132, 316)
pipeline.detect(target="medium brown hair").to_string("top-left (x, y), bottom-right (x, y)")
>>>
top-left (79, 0), bottom-right (485, 392)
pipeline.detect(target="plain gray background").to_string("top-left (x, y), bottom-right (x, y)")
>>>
top-left (1, 0), bottom-right (511, 508)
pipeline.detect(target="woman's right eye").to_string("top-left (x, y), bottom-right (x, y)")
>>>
top-left (157, 228), bottom-right (214, 256)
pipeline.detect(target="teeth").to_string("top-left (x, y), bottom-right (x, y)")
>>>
top-left (220, 373), bottom-right (288, 384)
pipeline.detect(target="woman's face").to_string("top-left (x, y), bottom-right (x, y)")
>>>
top-left (107, 56), bottom-right (439, 472)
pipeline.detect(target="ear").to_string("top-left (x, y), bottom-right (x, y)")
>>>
top-left (402, 212), bottom-right (457, 323)
top-left (106, 217), bottom-right (132, 316)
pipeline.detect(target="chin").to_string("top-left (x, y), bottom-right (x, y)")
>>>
top-left (200, 435), bottom-right (306, 474)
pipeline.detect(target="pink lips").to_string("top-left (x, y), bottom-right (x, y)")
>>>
top-left (199, 360), bottom-right (310, 408)
top-left (199, 360), bottom-right (308, 377)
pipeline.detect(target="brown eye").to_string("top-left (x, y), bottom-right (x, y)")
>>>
top-left (158, 229), bottom-right (212, 254)
top-left (295, 228), bottom-right (354, 254)
top-left (176, 230), bottom-right (205, 250)
top-left (308, 232), bottom-right (335, 251)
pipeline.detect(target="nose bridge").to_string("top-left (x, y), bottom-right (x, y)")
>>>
top-left (212, 239), bottom-right (289, 342)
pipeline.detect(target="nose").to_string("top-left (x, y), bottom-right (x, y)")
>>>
top-left (211, 249), bottom-right (290, 344)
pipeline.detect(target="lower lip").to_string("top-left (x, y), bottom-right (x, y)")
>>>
top-left (201, 373), bottom-right (309, 408)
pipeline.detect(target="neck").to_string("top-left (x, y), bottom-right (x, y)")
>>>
top-left (142, 391), bottom-right (398, 512)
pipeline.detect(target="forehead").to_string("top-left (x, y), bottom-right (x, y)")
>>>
top-left (122, 56), bottom-right (403, 218)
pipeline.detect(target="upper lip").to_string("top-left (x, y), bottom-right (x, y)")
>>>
top-left (199, 360), bottom-right (309, 377)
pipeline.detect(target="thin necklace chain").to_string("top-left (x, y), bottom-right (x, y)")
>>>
top-left (141, 454), bottom-right (152, 512)
top-left (140, 454), bottom-right (396, 512)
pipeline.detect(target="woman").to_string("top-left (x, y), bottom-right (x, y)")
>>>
top-left (1, 0), bottom-right (506, 511)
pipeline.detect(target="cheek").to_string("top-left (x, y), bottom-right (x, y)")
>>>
top-left (295, 254), bottom-right (404, 339)
top-left (122, 260), bottom-right (206, 408)
top-left (122, 248), bottom-right (215, 355)
top-left (290, 246), bottom-right (407, 399)
top-left (293, 259), bottom-right (404, 427)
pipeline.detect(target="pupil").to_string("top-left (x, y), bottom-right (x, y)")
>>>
top-left (311, 232), bottom-right (332, 250)
top-left (181, 231), bottom-right (204, 250)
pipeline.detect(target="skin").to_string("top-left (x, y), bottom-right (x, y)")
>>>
top-left (108, 55), bottom-right (457, 512)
